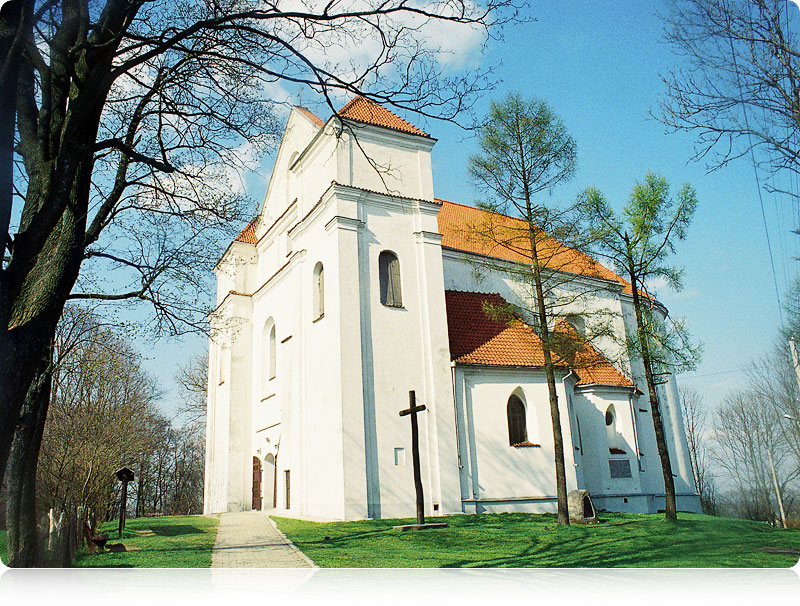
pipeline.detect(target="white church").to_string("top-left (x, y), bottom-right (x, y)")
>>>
top-left (203, 96), bottom-right (701, 521)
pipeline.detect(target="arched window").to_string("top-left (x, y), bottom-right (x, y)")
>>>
top-left (507, 394), bottom-right (528, 446)
top-left (605, 404), bottom-right (616, 427)
top-left (605, 404), bottom-right (626, 455)
top-left (264, 319), bottom-right (276, 381)
top-left (565, 314), bottom-right (586, 339)
top-left (218, 345), bottom-right (228, 385)
top-left (313, 262), bottom-right (324, 320)
top-left (379, 251), bottom-right (402, 307)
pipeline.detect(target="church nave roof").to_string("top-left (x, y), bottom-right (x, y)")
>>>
top-left (444, 290), bottom-right (636, 390)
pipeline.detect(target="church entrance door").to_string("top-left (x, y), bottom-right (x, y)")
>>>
top-left (252, 456), bottom-right (263, 510)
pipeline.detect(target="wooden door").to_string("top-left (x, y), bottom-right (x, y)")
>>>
top-left (252, 456), bottom-right (263, 510)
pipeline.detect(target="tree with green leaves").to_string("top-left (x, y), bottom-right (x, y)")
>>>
top-left (468, 92), bottom-right (600, 526)
top-left (579, 173), bottom-right (702, 521)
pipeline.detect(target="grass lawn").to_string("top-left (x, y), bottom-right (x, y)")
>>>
top-left (71, 514), bottom-right (219, 568)
top-left (274, 512), bottom-right (800, 568)
top-left (0, 530), bottom-right (6, 566)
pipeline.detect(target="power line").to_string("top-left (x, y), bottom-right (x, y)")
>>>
top-left (678, 368), bottom-right (747, 380)
top-left (727, 28), bottom-right (785, 326)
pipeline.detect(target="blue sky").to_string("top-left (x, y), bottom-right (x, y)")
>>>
top-left (150, 2), bottom-right (799, 421)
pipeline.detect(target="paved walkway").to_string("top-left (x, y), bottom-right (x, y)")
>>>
top-left (211, 511), bottom-right (315, 568)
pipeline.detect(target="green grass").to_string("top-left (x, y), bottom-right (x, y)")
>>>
top-left (71, 514), bottom-right (219, 568)
top-left (273, 512), bottom-right (800, 568)
top-left (0, 530), bottom-right (6, 566)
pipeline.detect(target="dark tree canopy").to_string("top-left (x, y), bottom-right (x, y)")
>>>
top-left (0, 0), bottom-right (526, 565)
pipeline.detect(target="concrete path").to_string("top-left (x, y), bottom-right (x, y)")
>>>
top-left (211, 511), bottom-right (315, 568)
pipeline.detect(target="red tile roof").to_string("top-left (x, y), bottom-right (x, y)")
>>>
top-left (338, 96), bottom-right (430, 138)
top-left (295, 106), bottom-right (325, 128)
top-left (234, 218), bottom-right (258, 244)
top-left (444, 290), bottom-right (635, 389)
top-left (552, 319), bottom-right (635, 389)
top-left (446, 290), bottom-right (549, 367)
top-left (436, 199), bottom-right (640, 297)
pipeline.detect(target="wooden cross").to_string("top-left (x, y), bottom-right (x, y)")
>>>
top-left (399, 390), bottom-right (427, 526)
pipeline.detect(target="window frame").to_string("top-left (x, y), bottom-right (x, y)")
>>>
top-left (378, 250), bottom-right (403, 308)
top-left (507, 394), bottom-right (528, 447)
top-left (312, 262), bottom-right (325, 321)
top-left (267, 320), bottom-right (277, 381)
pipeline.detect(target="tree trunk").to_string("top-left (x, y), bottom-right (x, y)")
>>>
top-left (526, 204), bottom-right (570, 526)
top-left (0, 0), bottom-right (26, 247)
top-left (629, 271), bottom-right (678, 522)
top-left (5, 343), bottom-right (53, 567)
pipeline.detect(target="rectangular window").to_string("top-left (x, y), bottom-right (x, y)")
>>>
top-left (394, 448), bottom-right (406, 466)
top-left (284, 470), bottom-right (291, 509)
top-left (609, 459), bottom-right (632, 479)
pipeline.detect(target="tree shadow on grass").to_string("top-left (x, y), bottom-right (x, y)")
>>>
top-left (297, 528), bottom-right (394, 549)
top-left (149, 525), bottom-right (208, 537)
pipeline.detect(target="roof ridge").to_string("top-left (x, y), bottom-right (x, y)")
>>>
top-left (234, 217), bottom-right (259, 244)
top-left (294, 105), bottom-right (325, 128)
top-left (337, 95), bottom-right (429, 138)
top-left (444, 288), bottom-right (502, 296)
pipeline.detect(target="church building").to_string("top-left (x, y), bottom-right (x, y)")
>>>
top-left (203, 97), bottom-right (701, 520)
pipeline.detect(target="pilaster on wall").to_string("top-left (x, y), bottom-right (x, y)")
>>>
top-left (327, 213), bottom-right (370, 520)
top-left (412, 226), bottom-right (461, 514)
top-left (224, 302), bottom-right (254, 512)
top-left (663, 375), bottom-right (696, 494)
top-left (556, 380), bottom-right (580, 492)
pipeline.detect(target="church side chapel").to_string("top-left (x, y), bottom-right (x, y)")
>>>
top-left (203, 96), bottom-right (701, 521)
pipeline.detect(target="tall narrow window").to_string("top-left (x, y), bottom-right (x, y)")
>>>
top-left (269, 323), bottom-right (276, 379)
top-left (284, 470), bottom-right (291, 509)
top-left (313, 262), bottom-right (324, 320)
top-left (264, 319), bottom-right (276, 382)
top-left (507, 394), bottom-right (528, 446)
top-left (379, 251), bottom-right (402, 307)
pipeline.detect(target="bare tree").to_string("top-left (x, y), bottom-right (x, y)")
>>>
top-left (0, 0), bottom-right (525, 496)
top-left (175, 352), bottom-right (208, 431)
top-left (37, 312), bottom-right (162, 526)
top-left (0, 0), bottom-right (525, 565)
top-left (713, 387), bottom-right (798, 525)
top-left (679, 387), bottom-right (718, 514)
top-left (746, 342), bottom-right (800, 481)
top-left (657, 0), bottom-right (800, 189)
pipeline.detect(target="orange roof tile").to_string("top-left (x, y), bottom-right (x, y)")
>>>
top-left (436, 199), bottom-right (640, 297)
top-left (552, 320), bottom-right (635, 389)
top-left (295, 106), bottom-right (324, 128)
top-left (446, 290), bottom-right (550, 367)
top-left (444, 290), bottom-right (635, 389)
top-left (235, 218), bottom-right (258, 244)
top-left (338, 96), bottom-right (429, 138)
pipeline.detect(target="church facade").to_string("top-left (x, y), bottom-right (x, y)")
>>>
top-left (203, 97), bottom-right (701, 520)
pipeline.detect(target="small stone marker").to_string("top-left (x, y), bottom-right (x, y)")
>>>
top-left (568, 489), bottom-right (598, 523)
top-left (394, 391), bottom-right (448, 531)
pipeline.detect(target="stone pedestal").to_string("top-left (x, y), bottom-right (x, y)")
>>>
top-left (568, 489), bottom-right (597, 523)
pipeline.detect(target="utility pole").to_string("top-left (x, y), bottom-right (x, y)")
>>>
top-left (767, 450), bottom-right (787, 529)
top-left (789, 338), bottom-right (800, 396)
